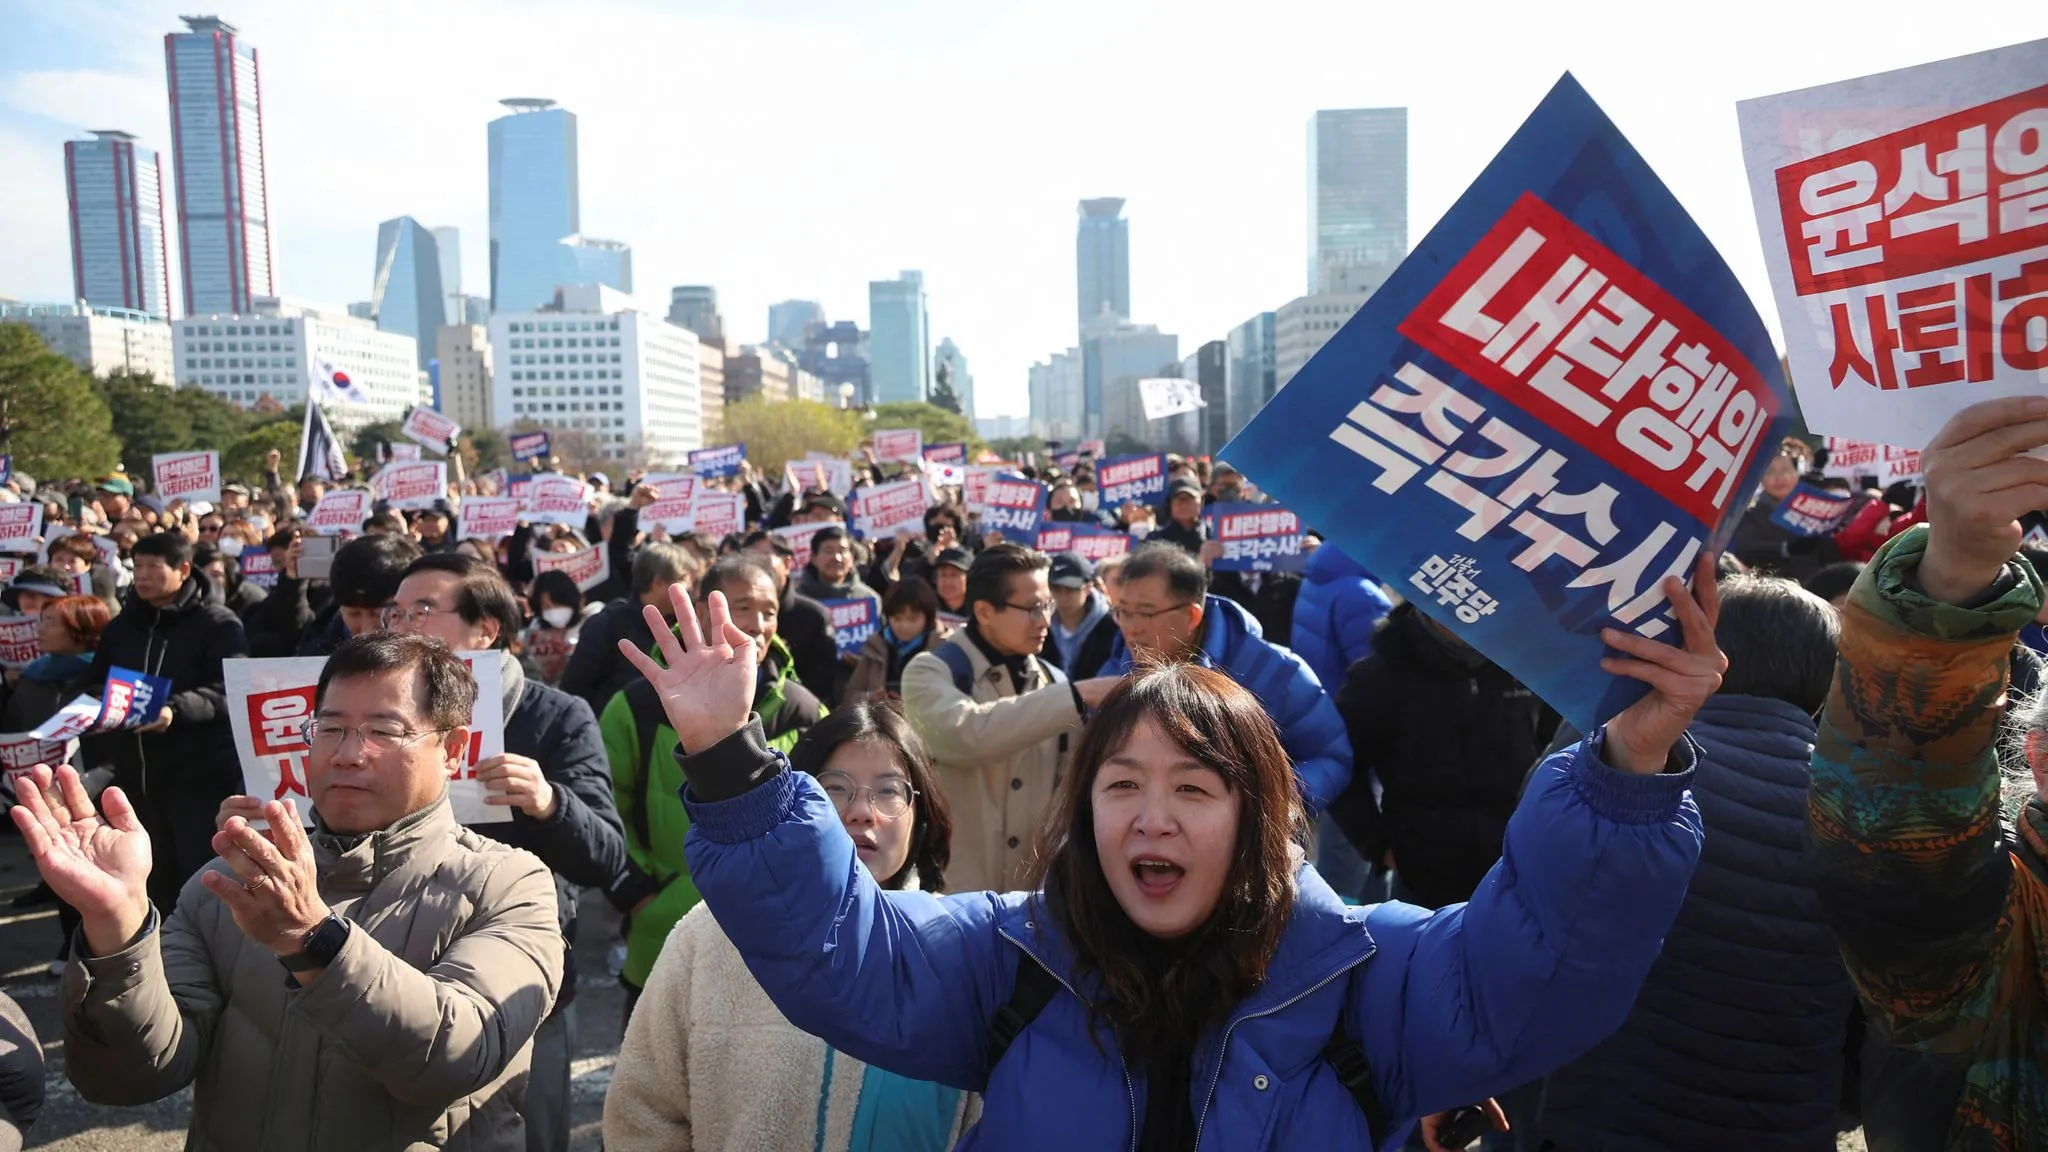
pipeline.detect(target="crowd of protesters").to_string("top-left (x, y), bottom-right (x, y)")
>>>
top-left (4, 399), bottom-right (2048, 1152)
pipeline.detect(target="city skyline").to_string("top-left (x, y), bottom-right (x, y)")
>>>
top-left (2, 1), bottom-right (2037, 421)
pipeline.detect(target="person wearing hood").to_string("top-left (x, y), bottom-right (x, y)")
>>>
top-left (1040, 551), bottom-right (1117, 679)
top-left (360, 552), bottom-right (625, 1152)
top-left (84, 531), bottom-right (248, 915)
top-left (1099, 542), bottom-right (1351, 813)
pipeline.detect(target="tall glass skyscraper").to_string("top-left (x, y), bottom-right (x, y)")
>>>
top-left (1076, 198), bottom-right (1130, 326)
top-left (1225, 311), bottom-right (1276, 442)
top-left (372, 217), bottom-right (446, 369)
top-left (65, 130), bottom-right (170, 319)
top-left (1308, 108), bottom-right (1408, 294)
top-left (868, 271), bottom-right (929, 404)
top-left (489, 99), bottom-right (580, 313)
top-left (768, 300), bottom-right (825, 350)
top-left (431, 225), bottom-right (463, 322)
top-left (164, 16), bottom-right (274, 315)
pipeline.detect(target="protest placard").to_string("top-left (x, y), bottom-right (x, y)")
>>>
top-left (691, 490), bottom-right (745, 539)
top-left (639, 472), bottom-right (697, 500)
top-left (772, 523), bottom-right (830, 572)
top-left (305, 488), bottom-right (370, 535)
top-left (982, 475), bottom-right (1047, 541)
top-left (922, 442), bottom-right (967, 466)
top-left (1036, 526), bottom-right (1074, 553)
top-left (0, 733), bottom-right (77, 796)
top-left (873, 428), bottom-right (924, 464)
top-left (962, 467), bottom-right (1000, 514)
top-left (689, 443), bottom-right (747, 479)
top-left (1068, 526), bottom-right (1134, 562)
top-left (535, 544), bottom-right (609, 592)
top-left (1053, 450), bottom-right (1082, 472)
top-left (459, 496), bottom-right (522, 540)
top-left (1737, 39), bottom-right (2048, 450)
top-left (641, 475), bottom-right (699, 536)
top-left (1769, 482), bottom-right (1857, 537)
top-left (1220, 74), bottom-right (1791, 732)
top-left (1138, 378), bottom-right (1207, 421)
top-left (400, 406), bottom-right (461, 453)
top-left (388, 443), bottom-right (422, 462)
top-left (0, 616), bottom-right (39, 668)
top-left (369, 461), bottom-right (446, 511)
top-left (1203, 503), bottom-right (1310, 573)
top-left (238, 550), bottom-right (279, 589)
top-left (479, 467), bottom-right (509, 496)
top-left (507, 473), bottom-right (534, 503)
top-left (0, 558), bottom-right (21, 585)
top-left (1821, 437), bottom-right (1881, 479)
top-left (91, 534), bottom-right (119, 569)
top-left (784, 458), bottom-right (854, 497)
top-left (510, 430), bottom-right (552, 463)
top-left (1098, 454), bottom-right (1168, 506)
top-left (152, 451), bottom-right (221, 504)
top-left (30, 666), bottom-right (177, 741)
top-left (852, 479), bottom-right (927, 538)
top-left (0, 504), bottom-right (42, 554)
top-left (224, 653), bottom-right (509, 825)
top-left (821, 597), bottom-right (879, 659)
top-left (524, 474), bottom-right (593, 526)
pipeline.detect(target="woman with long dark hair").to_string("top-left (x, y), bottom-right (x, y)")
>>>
top-left (616, 563), bottom-right (1721, 1149)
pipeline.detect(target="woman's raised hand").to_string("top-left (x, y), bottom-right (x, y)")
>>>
top-left (618, 585), bottom-right (756, 752)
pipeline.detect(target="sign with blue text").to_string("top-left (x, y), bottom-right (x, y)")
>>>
top-left (1203, 503), bottom-right (1309, 573)
top-left (821, 597), bottom-right (879, 659)
top-left (981, 475), bottom-right (1047, 541)
top-left (689, 443), bottom-right (747, 479)
top-left (1769, 482), bottom-right (1856, 537)
top-left (1220, 75), bottom-right (1791, 731)
top-left (1097, 454), bottom-right (1167, 507)
top-left (510, 430), bottom-right (551, 463)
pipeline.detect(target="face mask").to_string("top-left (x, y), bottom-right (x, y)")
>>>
top-left (245, 513), bottom-right (270, 532)
top-left (541, 606), bottom-right (575, 629)
top-left (1081, 490), bottom-right (1100, 511)
top-left (217, 537), bottom-right (245, 559)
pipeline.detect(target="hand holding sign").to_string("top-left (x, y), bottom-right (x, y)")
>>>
top-left (1599, 552), bottom-right (1727, 775)
top-left (1917, 396), bottom-right (2048, 604)
top-left (474, 753), bottom-right (557, 820)
top-left (8, 763), bottom-right (152, 956)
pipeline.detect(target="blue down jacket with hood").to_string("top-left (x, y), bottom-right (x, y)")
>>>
top-left (1290, 544), bottom-right (1393, 693)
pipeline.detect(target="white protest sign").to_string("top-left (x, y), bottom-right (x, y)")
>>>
top-left (690, 491), bottom-right (745, 539)
top-left (0, 558), bottom-right (20, 585)
top-left (0, 616), bottom-right (39, 668)
top-left (962, 466), bottom-right (1001, 514)
top-left (0, 504), bottom-right (42, 554)
top-left (223, 653), bottom-right (508, 826)
top-left (459, 496), bottom-right (522, 540)
top-left (369, 461), bottom-right (446, 511)
top-left (872, 428), bottom-right (924, 464)
top-left (640, 474), bottom-right (699, 536)
top-left (1137, 377), bottom-right (1207, 421)
top-left (388, 443), bottom-right (422, 462)
top-left (772, 523), bottom-right (829, 572)
top-left (0, 732), bottom-right (78, 796)
top-left (783, 458), bottom-right (853, 497)
top-left (852, 479), bottom-right (928, 538)
top-left (401, 406), bottom-right (462, 453)
top-left (524, 474), bottom-right (593, 527)
top-left (152, 451), bottom-right (222, 504)
top-left (535, 544), bottom-right (610, 592)
top-left (1737, 39), bottom-right (2048, 449)
top-left (305, 489), bottom-right (371, 535)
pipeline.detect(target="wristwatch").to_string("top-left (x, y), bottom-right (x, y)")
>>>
top-left (279, 915), bottom-right (350, 973)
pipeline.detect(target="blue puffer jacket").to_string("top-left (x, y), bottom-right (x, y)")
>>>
top-left (1290, 545), bottom-right (1393, 693)
top-left (678, 719), bottom-right (1704, 1152)
top-left (1540, 695), bottom-right (1853, 1152)
top-left (1101, 595), bottom-right (1352, 811)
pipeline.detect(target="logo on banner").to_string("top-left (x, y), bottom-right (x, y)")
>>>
top-left (152, 451), bottom-right (221, 503)
top-left (822, 597), bottom-right (879, 658)
top-left (1204, 503), bottom-right (1309, 573)
top-left (688, 443), bottom-right (747, 479)
top-left (1098, 454), bottom-right (1167, 506)
top-left (511, 430), bottom-right (552, 462)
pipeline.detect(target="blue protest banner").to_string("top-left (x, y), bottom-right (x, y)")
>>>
top-left (981, 475), bottom-right (1047, 541)
top-left (1219, 75), bottom-right (1791, 732)
top-left (1053, 450), bottom-right (1082, 472)
top-left (1097, 454), bottom-right (1167, 506)
top-left (821, 597), bottom-right (879, 659)
top-left (1067, 524), bottom-right (1134, 563)
top-left (689, 443), bottom-right (747, 479)
top-left (1202, 502), bottom-right (1309, 573)
top-left (511, 431), bottom-right (551, 463)
top-left (98, 666), bottom-right (177, 731)
top-left (1768, 481), bottom-right (1855, 538)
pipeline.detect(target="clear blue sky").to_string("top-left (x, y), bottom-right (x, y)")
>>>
top-left (3, 0), bottom-right (2041, 419)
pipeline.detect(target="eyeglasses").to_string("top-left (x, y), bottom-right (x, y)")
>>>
top-left (999, 600), bottom-right (1055, 620)
top-left (381, 602), bottom-right (447, 629)
top-left (816, 771), bottom-right (916, 819)
top-left (1112, 602), bottom-right (1195, 623)
top-left (301, 718), bottom-right (452, 752)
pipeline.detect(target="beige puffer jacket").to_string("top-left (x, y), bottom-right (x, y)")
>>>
top-left (59, 796), bottom-right (563, 1151)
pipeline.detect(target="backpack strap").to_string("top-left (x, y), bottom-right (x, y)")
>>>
top-left (1324, 1020), bottom-right (1386, 1144)
top-left (935, 639), bottom-right (978, 697)
top-left (987, 949), bottom-right (1062, 1073)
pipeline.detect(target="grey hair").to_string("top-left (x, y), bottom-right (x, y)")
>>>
top-left (1997, 685), bottom-right (2048, 827)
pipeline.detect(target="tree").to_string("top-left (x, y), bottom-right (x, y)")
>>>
top-left (717, 398), bottom-right (866, 472)
top-left (222, 420), bottom-right (303, 487)
top-left (868, 401), bottom-right (976, 453)
top-left (175, 384), bottom-right (252, 453)
top-left (1103, 429), bottom-right (1152, 456)
top-left (0, 324), bottom-right (121, 481)
top-left (462, 427), bottom-right (510, 473)
top-left (988, 434), bottom-right (1048, 462)
top-left (96, 371), bottom-right (195, 466)
top-left (349, 419), bottom-right (407, 464)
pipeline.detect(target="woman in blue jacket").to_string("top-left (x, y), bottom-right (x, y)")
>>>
top-left (616, 560), bottom-right (1720, 1151)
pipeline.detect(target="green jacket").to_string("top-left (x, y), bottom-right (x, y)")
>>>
top-left (1808, 526), bottom-right (2048, 1151)
top-left (602, 637), bottom-right (824, 989)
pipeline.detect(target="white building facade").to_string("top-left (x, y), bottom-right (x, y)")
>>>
top-left (489, 284), bottom-right (701, 466)
top-left (435, 324), bottom-right (494, 431)
top-left (1028, 347), bottom-right (1083, 443)
top-left (172, 297), bottom-right (419, 426)
top-left (1274, 290), bottom-right (1372, 393)
top-left (0, 302), bottom-right (176, 380)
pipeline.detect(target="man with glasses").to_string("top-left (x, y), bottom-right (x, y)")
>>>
top-left (14, 632), bottom-right (563, 1150)
top-left (901, 543), bottom-right (1121, 891)
top-left (1100, 542), bottom-right (1352, 813)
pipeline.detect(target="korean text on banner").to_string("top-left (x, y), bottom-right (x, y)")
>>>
top-left (510, 430), bottom-right (552, 462)
top-left (872, 428), bottom-right (924, 464)
top-left (772, 523), bottom-right (830, 572)
top-left (0, 616), bottom-right (39, 668)
top-left (524, 474), bottom-right (593, 526)
top-left (480, 467), bottom-right (509, 496)
top-left (238, 551), bottom-right (278, 589)
top-left (1219, 74), bottom-right (1791, 733)
top-left (1203, 503), bottom-right (1310, 573)
top-left (0, 558), bottom-right (18, 587)
top-left (691, 491), bottom-right (745, 539)
top-left (784, 458), bottom-right (854, 497)
top-left (1737, 39), bottom-right (2048, 450)
top-left (688, 443), bottom-right (746, 479)
top-left (1035, 526), bottom-right (1073, 553)
top-left (152, 451), bottom-right (221, 504)
top-left (0, 733), bottom-right (77, 794)
top-left (388, 443), bottom-right (422, 462)
top-left (962, 467), bottom-right (1000, 514)
top-left (370, 461), bottom-right (446, 511)
top-left (224, 654), bottom-right (509, 825)
top-left (1098, 454), bottom-right (1168, 506)
top-left (982, 475), bottom-right (1047, 541)
top-left (0, 503), bottom-right (42, 554)
top-left (401, 406), bottom-right (462, 453)
top-left (922, 442), bottom-right (967, 466)
top-left (535, 544), bottom-right (609, 593)
top-left (305, 489), bottom-right (370, 536)
top-left (1821, 437), bottom-right (1882, 479)
top-left (460, 496), bottom-right (522, 540)
top-left (1069, 525), bottom-right (1135, 562)
top-left (821, 597), bottom-right (879, 659)
top-left (640, 475), bottom-right (699, 536)
top-left (1769, 482), bottom-right (1857, 537)
top-left (853, 479), bottom-right (927, 538)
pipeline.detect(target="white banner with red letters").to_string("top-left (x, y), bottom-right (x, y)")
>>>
top-left (305, 489), bottom-right (371, 536)
top-left (535, 544), bottom-right (609, 592)
top-left (852, 479), bottom-right (928, 539)
top-left (401, 406), bottom-right (462, 453)
top-left (370, 461), bottom-right (445, 511)
top-left (690, 491), bottom-right (745, 539)
top-left (459, 497), bottom-right (522, 541)
top-left (0, 504), bottom-right (42, 554)
top-left (0, 616), bottom-right (39, 669)
top-left (639, 474), bottom-right (699, 536)
top-left (152, 451), bottom-right (221, 504)
top-left (872, 428), bottom-right (924, 464)
top-left (524, 475), bottom-right (592, 527)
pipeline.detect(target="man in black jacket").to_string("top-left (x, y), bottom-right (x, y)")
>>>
top-left (249, 531), bottom-right (420, 657)
top-left (559, 541), bottom-right (698, 721)
top-left (1150, 477), bottom-right (1208, 555)
top-left (385, 552), bottom-right (626, 1152)
top-left (86, 532), bottom-right (249, 914)
top-left (1041, 552), bottom-right (1118, 679)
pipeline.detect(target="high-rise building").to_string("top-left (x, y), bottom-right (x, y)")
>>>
top-left (489, 99), bottom-right (579, 313)
top-left (974, 415), bottom-right (1030, 441)
top-left (934, 337), bottom-right (974, 420)
top-left (460, 295), bottom-right (490, 326)
top-left (164, 16), bottom-right (274, 315)
top-left (560, 235), bottom-right (632, 295)
top-left (723, 345), bottom-right (793, 404)
top-left (435, 324), bottom-right (492, 430)
top-left (1275, 290), bottom-right (1372, 393)
top-left (489, 284), bottom-right (701, 463)
top-left (1028, 347), bottom-right (1082, 443)
top-left (667, 286), bottom-right (723, 344)
top-left (1076, 198), bottom-right (1131, 327)
top-left (1224, 312), bottom-right (1275, 443)
top-left (1189, 340), bottom-right (1228, 454)
top-left (1080, 316), bottom-right (1175, 441)
top-left (1308, 108), bottom-right (1408, 295)
top-left (801, 320), bottom-right (869, 406)
top-left (172, 297), bottom-right (420, 426)
top-left (696, 337), bottom-right (724, 443)
top-left (431, 226), bottom-right (463, 323)
top-left (346, 301), bottom-right (375, 320)
top-left (64, 130), bottom-right (170, 319)
top-left (371, 217), bottom-right (446, 368)
top-left (767, 300), bottom-right (825, 350)
top-left (868, 271), bottom-right (929, 404)
top-left (0, 301), bottom-right (177, 381)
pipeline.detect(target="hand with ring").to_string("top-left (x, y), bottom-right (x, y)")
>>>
top-left (198, 796), bottom-right (335, 960)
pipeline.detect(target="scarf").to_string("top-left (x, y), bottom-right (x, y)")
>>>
top-left (964, 622), bottom-right (1034, 692)
top-left (21, 652), bottom-right (93, 684)
top-left (497, 649), bottom-right (528, 721)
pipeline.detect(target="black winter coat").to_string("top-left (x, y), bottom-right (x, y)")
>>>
top-left (558, 597), bottom-right (657, 721)
top-left (1542, 695), bottom-right (1854, 1151)
top-left (1209, 570), bottom-right (1302, 646)
top-left (1329, 602), bottom-right (1558, 909)
top-left (86, 572), bottom-right (248, 794)
top-left (778, 589), bottom-right (840, 706)
top-left (1731, 494), bottom-right (1839, 581)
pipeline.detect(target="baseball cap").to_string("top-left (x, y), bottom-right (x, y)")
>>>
top-left (95, 475), bottom-right (134, 497)
top-left (801, 491), bottom-right (847, 517)
top-left (1048, 552), bottom-right (1094, 589)
top-left (3, 571), bottom-right (69, 610)
top-left (1167, 477), bottom-right (1203, 499)
top-left (933, 546), bottom-right (972, 572)
top-left (587, 471), bottom-right (611, 490)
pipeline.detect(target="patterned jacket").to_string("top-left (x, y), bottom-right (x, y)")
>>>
top-left (1808, 526), bottom-right (2048, 1151)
